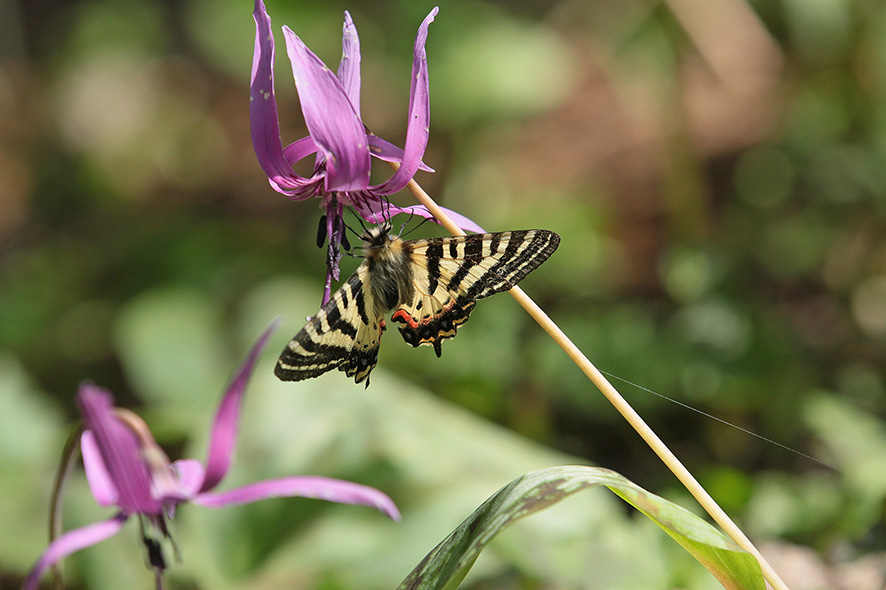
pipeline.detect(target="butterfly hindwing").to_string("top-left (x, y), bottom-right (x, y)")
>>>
top-left (275, 264), bottom-right (385, 384)
top-left (391, 229), bottom-right (560, 356)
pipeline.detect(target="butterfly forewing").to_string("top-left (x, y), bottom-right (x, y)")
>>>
top-left (276, 226), bottom-right (559, 384)
top-left (275, 264), bottom-right (385, 383)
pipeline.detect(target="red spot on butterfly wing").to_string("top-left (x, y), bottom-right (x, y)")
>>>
top-left (392, 309), bottom-right (418, 328)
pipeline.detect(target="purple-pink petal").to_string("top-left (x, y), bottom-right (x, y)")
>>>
top-left (191, 475), bottom-right (401, 521)
top-left (199, 320), bottom-right (279, 493)
top-left (200, 319), bottom-right (280, 492)
top-left (368, 7), bottom-right (437, 195)
top-left (352, 200), bottom-right (485, 234)
top-left (400, 204), bottom-right (486, 233)
top-left (81, 430), bottom-right (119, 507)
top-left (78, 385), bottom-right (159, 515)
top-left (337, 11), bottom-right (361, 119)
top-left (283, 26), bottom-right (370, 192)
top-left (22, 514), bottom-right (128, 590)
top-left (251, 0), bottom-right (317, 196)
top-left (171, 459), bottom-right (205, 498)
top-left (367, 135), bottom-right (434, 173)
top-left (282, 136), bottom-right (320, 167)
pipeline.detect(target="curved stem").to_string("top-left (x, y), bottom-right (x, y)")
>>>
top-left (49, 424), bottom-right (84, 590)
top-left (397, 171), bottom-right (790, 590)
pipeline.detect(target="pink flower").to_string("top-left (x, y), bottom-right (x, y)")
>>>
top-left (23, 322), bottom-right (399, 590)
top-left (250, 1), bottom-right (482, 303)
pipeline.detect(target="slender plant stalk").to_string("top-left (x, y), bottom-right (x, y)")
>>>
top-left (49, 424), bottom-right (84, 590)
top-left (397, 172), bottom-right (790, 590)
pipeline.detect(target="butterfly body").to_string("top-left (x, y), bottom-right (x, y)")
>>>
top-left (275, 224), bottom-right (560, 384)
top-left (364, 226), bottom-right (415, 314)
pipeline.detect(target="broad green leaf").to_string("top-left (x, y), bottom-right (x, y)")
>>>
top-left (398, 465), bottom-right (764, 590)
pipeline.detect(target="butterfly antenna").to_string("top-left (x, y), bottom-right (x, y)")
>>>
top-left (341, 211), bottom-right (362, 240)
top-left (350, 208), bottom-right (369, 234)
top-left (397, 208), bottom-right (418, 237)
top-left (401, 214), bottom-right (434, 239)
top-left (344, 209), bottom-right (369, 255)
top-left (381, 196), bottom-right (394, 226)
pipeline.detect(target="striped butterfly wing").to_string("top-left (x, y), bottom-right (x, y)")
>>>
top-left (392, 229), bottom-right (560, 355)
top-left (275, 263), bottom-right (386, 384)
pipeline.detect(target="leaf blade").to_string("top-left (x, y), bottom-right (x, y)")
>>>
top-left (398, 465), bottom-right (764, 590)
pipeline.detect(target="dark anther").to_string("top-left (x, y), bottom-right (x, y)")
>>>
top-left (317, 215), bottom-right (328, 248)
top-left (339, 217), bottom-right (351, 251)
top-left (143, 537), bottom-right (166, 570)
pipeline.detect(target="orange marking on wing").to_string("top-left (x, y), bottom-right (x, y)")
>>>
top-left (392, 309), bottom-right (418, 328)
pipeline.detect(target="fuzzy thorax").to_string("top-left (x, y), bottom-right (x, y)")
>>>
top-left (363, 225), bottom-right (416, 314)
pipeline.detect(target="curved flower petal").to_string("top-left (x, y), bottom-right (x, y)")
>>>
top-left (199, 320), bottom-right (279, 493)
top-left (398, 204), bottom-right (486, 233)
top-left (192, 475), bottom-right (401, 521)
top-left (22, 514), bottom-right (128, 590)
top-left (282, 135), bottom-right (320, 166)
top-left (78, 385), bottom-right (159, 515)
top-left (337, 11), bottom-right (361, 119)
top-left (81, 430), bottom-right (118, 507)
top-left (368, 135), bottom-right (434, 173)
top-left (283, 26), bottom-right (371, 192)
top-left (251, 0), bottom-right (319, 196)
top-left (369, 7), bottom-right (437, 195)
top-left (171, 458), bottom-right (205, 498)
top-left (352, 200), bottom-right (485, 234)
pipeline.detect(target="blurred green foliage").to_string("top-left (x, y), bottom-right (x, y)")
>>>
top-left (2, 0), bottom-right (886, 588)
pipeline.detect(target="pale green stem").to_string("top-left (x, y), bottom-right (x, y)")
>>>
top-left (397, 172), bottom-right (790, 590)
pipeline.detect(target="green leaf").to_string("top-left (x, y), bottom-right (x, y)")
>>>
top-left (397, 465), bottom-right (764, 590)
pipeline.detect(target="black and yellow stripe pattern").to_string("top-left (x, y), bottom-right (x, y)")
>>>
top-left (275, 225), bottom-right (560, 385)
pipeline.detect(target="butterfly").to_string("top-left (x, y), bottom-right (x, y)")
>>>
top-left (275, 223), bottom-right (560, 385)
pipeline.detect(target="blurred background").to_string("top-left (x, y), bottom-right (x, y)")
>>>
top-left (2, 0), bottom-right (885, 588)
